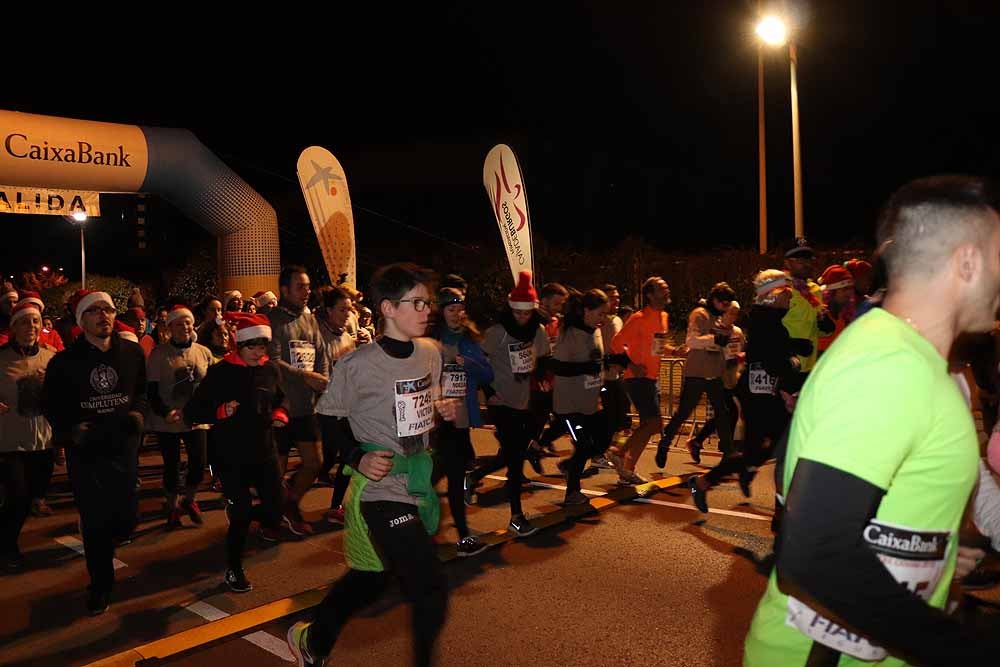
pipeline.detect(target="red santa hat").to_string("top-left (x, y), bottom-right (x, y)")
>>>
top-left (231, 312), bottom-right (272, 343)
top-left (252, 290), bottom-right (277, 309)
top-left (17, 290), bottom-right (44, 310)
top-left (507, 271), bottom-right (539, 311)
top-left (165, 304), bottom-right (195, 326)
top-left (819, 265), bottom-right (855, 291)
top-left (70, 289), bottom-right (114, 324)
top-left (844, 259), bottom-right (873, 283)
top-left (221, 290), bottom-right (243, 312)
top-left (115, 320), bottom-right (139, 343)
top-left (9, 300), bottom-right (41, 326)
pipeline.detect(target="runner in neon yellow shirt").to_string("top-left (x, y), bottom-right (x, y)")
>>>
top-left (745, 175), bottom-right (1000, 666)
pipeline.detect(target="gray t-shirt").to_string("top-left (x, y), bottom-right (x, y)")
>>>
top-left (553, 326), bottom-right (604, 416)
top-left (147, 342), bottom-right (214, 432)
top-left (439, 341), bottom-right (470, 429)
top-left (482, 323), bottom-right (549, 411)
top-left (315, 338), bottom-right (442, 505)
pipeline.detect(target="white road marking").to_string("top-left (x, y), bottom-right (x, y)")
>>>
top-left (54, 536), bottom-right (127, 570)
top-left (185, 600), bottom-right (294, 662)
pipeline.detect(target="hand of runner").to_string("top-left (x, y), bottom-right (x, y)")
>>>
top-left (436, 398), bottom-right (460, 422)
top-left (779, 390), bottom-right (798, 413)
top-left (165, 409), bottom-right (182, 424)
top-left (454, 355), bottom-right (465, 366)
top-left (954, 546), bottom-right (986, 580)
top-left (359, 450), bottom-right (394, 481)
top-left (304, 371), bottom-right (329, 393)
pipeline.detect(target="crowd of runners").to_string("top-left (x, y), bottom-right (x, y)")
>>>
top-left (5, 175), bottom-right (1000, 664)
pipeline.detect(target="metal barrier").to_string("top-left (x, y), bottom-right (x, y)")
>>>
top-left (657, 357), bottom-right (718, 451)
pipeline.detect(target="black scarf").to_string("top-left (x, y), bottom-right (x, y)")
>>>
top-left (499, 307), bottom-right (542, 342)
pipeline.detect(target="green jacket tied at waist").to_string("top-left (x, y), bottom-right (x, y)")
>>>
top-left (342, 442), bottom-right (439, 572)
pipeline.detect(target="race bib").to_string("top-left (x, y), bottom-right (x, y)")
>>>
top-left (442, 364), bottom-right (467, 398)
top-left (584, 374), bottom-right (603, 390)
top-left (725, 336), bottom-right (743, 360)
top-left (394, 374), bottom-right (435, 437)
top-left (508, 341), bottom-right (536, 374)
top-left (748, 362), bottom-right (777, 395)
top-left (651, 332), bottom-right (670, 357)
top-left (288, 340), bottom-right (316, 372)
top-left (786, 520), bottom-right (950, 661)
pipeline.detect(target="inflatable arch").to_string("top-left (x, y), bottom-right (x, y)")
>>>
top-left (0, 110), bottom-right (279, 294)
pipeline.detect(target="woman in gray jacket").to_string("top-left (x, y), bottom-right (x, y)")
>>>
top-left (0, 301), bottom-right (55, 570)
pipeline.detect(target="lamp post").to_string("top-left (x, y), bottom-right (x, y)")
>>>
top-left (72, 211), bottom-right (87, 289)
top-left (756, 15), bottom-right (805, 242)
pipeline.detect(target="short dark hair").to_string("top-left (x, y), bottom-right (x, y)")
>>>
top-left (321, 285), bottom-right (353, 310)
top-left (279, 265), bottom-right (309, 289)
top-left (708, 282), bottom-right (736, 303)
top-left (370, 263), bottom-right (434, 311)
top-left (877, 175), bottom-right (999, 282)
top-left (540, 282), bottom-right (569, 300)
top-left (441, 273), bottom-right (467, 292)
top-left (641, 276), bottom-right (666, 302)
top-left (601, 283), bottom-right (618, 294)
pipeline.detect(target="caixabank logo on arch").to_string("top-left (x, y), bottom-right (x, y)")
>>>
top-left (0, 110), bottom-right (148, 193)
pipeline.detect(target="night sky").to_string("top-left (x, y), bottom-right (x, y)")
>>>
top-left (3, 1), bottom-right (1000, 278)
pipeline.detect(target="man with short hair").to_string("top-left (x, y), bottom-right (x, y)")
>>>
top-left (530, 282), bottom-right (569, 460)
top-left (42, 290), bottom-right (147, 616)
top-left (781, 244), bottom-right (833, 374)
top-left (268, 266), bottom-right (330, 535)
top-left (608, 276), bottom-right (675, 484)
top-left (745, 175), bottom-right (1000, 665)
top-left (595, 283), bottom-right (628, 469)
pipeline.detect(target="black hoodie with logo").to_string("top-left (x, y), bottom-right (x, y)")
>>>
top-left (42, 333), bottom-right (148, 460)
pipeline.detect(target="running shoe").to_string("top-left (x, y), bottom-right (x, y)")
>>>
top-left (224, 567), bottom-right (253, 593)
top-left (182, 499), bottom-right (204, 525)
top-left (616, 470), bottom-right (649, 485)
top-left (589, 455), bottom-right (615, 469)
top-left (525, 447), bottom-right (543, 475)
top-left (688, 475), bottom-right (709, 513)
top-left (686, 438), bottom-right (702, 465)
top-left (563, 491), bottom-right (590, 506)
top-left (654, 442), bottom-right (669, 469)
top-left (325, 507), bottom-right (346, 525)
top-left (508, 514), bottom-right (539, 538)
top-left (166, 506), bottom-right (183, 529)
top-left (456, 535), bottom-right (489, 557)
top-left (287, 621), bottom-right (318, 666)
top-left (86, 589), bottom-right (110, 616)
top-left (259, 525), bottom-right (282, 543)
top-left (556, 459), bottom-right (569, 477)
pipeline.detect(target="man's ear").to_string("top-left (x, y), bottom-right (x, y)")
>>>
top-left (379, 298), bottom-right (394, 320)
top-left (955, 243), bottom-right (981, 284)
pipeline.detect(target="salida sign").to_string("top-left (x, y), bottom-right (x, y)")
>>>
top-left (0, 185), bottom-right (100, 216)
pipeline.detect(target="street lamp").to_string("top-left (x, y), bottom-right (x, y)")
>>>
top-left (756, 14), bottom-right (805, 243)
top-left (67, 212), bottom-right (88, 289)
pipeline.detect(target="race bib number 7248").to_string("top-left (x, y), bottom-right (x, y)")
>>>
top-left (394, 374), bottom-right (435, 437)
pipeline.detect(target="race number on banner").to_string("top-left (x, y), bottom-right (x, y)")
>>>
top-left (508, 341), bottom-right (536, 374)
top-left (483, 144), bottom-right (533, 284)
top-left (786, 520), bottom-right (950, 661)
top-left (394, 374), bottom-right (435, 437)
top-left (288, 340), bottom-right (316, 372)
top-left (747, 362), bottom-right (777, 395)
top-left (442, 364), bottom-right (467, 398)
top-left (651, 332), bottom-right (670, 357)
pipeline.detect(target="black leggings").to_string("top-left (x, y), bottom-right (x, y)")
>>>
top-left (693, 388), bottom-right (739, 445)
top-left (704, 388), bottom-right (789, 486)
top-left (308, 501), bottom-right (448, 666)
top-left (158, 430), bottom-right (207, 497)
top-left (557, 411), bottom-right (610, 494)
top-left (661, 377), bottom-right (734, 454)
top-left (0, 450), bottom-right (54, 554)
top-left (216, 459), bottom-right (284, 570)
top-left (601, 379), bottom-right (631, 433)
top-left (468, 406), bottom-right (532, 517)
top-left (433, 422), bottom-right (474, 538)
top-left (319, 415), bottom-right (351, 510)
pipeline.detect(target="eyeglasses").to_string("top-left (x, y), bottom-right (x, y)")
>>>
top-left (83, 305), bottom-right (115, 316)
top-left (395, 298), bottom-right (435, 312)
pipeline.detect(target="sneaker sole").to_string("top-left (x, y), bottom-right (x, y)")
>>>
top-left (511, 526), bottom-right (539, 538)
top-left (457, 544), bottom-right (490, 558)
top-left (226, 580), bottom-right (253, 593)
top-left (282, 515), bottom-right (306, 536)
top-left (286, 623), bottom-right (309, 667)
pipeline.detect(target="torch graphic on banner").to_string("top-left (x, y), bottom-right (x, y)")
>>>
top-left (483, 144), bottom-right (533, 284)
top-left (297, 146), bottom-right (357, 286)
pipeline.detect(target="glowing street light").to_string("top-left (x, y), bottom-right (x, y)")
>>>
top-left (755, 13), bottom-right (805, 243)
top-left (756, 16), bottom-right (787, 46)
top-left (72, 210), bottom-right (87, 222)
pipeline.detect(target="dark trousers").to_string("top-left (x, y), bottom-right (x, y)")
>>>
top-left (158, 430), bottom-right (207, 497)
top-left (433, 422), bottom-right (474, 538)
top-left (704, 388), bottom-right (789, 486)
top-left (558, 411), bottom-right (610, 493)
top-left (693, 388), bottom-right (739, 445)
top-left (216, 458), bottom-right (284, 570)
top-left (0, 450), bottom-right (54, 554)
top-left (601, 379), bottom-right (631, 433)
top-left (530, 390), bottom-right (566, 446)
top-left (319, 415), bottom-right (351, 510)
top-left (67, 443), bottom-right (138, 593)
top-left (469, 406), bottom-right (532, 517)
top-left (661, 377), bottom-right (734, 454)
top-left (308, 501), bottom-right (448, 666)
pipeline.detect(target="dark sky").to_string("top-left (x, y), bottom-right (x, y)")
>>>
top-left (3, 1), bottom-right (1000, 276)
